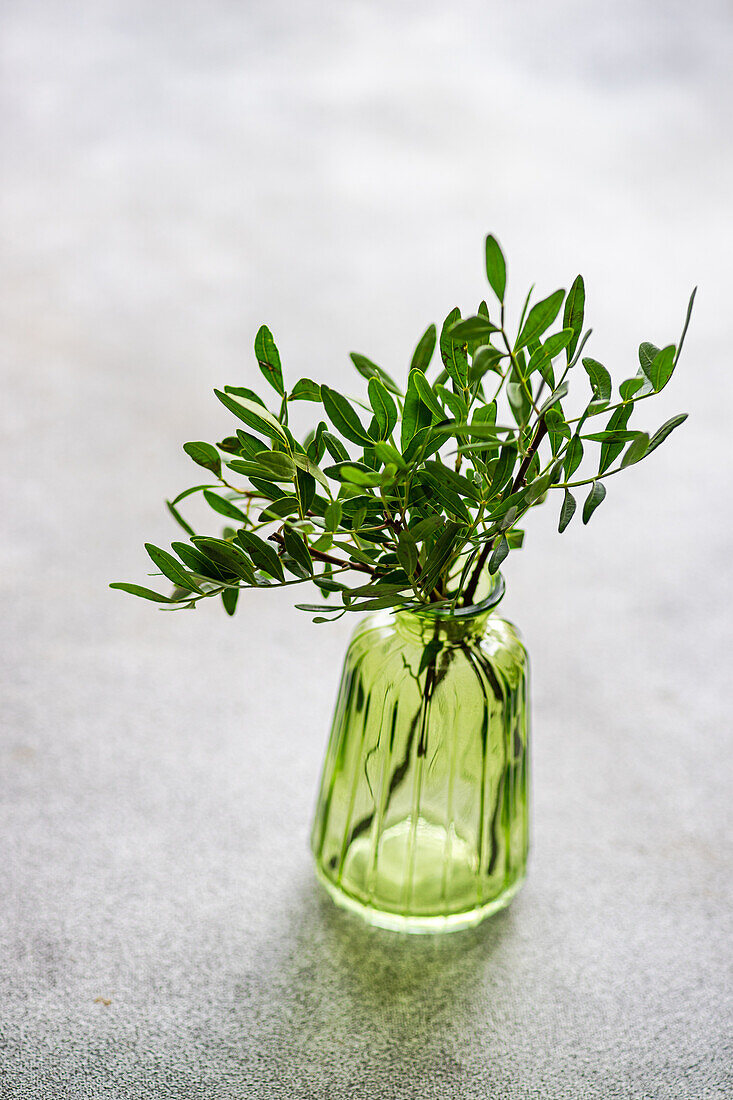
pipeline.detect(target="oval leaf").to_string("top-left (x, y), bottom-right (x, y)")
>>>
top-left (582, 481), bottom-right (607, 524)
top-left (439, 308), bottom-right (469, 388)
top-left (145, 543), bottom-right (202, 592)
top-left (254, 325), bottom-right (284, 396)
top-left (349, 353), bottom-right (401, 395)
top-left (290, 378), bottom-right (322, 402)
top-left (488, 535), bottom-right (509, 574)
top-left (646, 412), bottom-right (688, 456)
top-left (214, 390), bottom-right (287, 442)
top-left (558, 489), bottom-right (576, 533)
top-left (409, 368), bottom-right (444, 421)
top-left (562, 275), bottom-right (585, 362)
top-left (321, 385), bottom-right (374, 446)
top-left (516, 289), bottom-right (565, 350)
top-left (410, 324), bottom-right (437, 373)
top-left (183, 441), bottom-right (221, 477)
top-left (368, 376), bottom-right (398, 440)
top-left (235, 529), bottom-right (285, 580)
top-left (485, 234), bottom-right (506, 302)
top-left (110, 582), bottom-right (177, 603)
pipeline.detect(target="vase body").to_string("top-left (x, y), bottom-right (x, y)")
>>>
top-left (311, 591), bottom-right (529, 932)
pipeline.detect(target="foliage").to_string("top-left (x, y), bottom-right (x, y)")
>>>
top-left (111, 235), bottom-right (695, 621)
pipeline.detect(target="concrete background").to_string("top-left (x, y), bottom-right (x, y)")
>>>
top-left (1, 1), bottom-right (731, 1096)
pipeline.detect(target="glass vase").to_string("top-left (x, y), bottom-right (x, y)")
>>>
top-left (311, 574), bottom-right (529, 933)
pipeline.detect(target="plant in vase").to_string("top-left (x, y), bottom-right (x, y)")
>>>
top-left (112, 235), bottom-right (695, 932)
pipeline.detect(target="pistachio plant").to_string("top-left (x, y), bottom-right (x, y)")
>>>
top-left (112, 235), bottom-right (695, 621)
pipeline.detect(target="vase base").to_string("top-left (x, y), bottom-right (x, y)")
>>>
top-left (314, 863), bottom-right (525, 934)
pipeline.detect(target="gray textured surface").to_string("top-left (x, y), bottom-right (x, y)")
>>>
top-left (2, 2), bottom-right (732, 1097)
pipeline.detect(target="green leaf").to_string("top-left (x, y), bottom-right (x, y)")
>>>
top-left (324, 499), bottom-right (342, 531)
top-left (470, 345), bottom-right (503, 380)
top-left (410, 324), bottom-right (437, 373)
top-left (254, 450), bottom-right (296, 481)
top-left (235, 529), bottom-right (285, 580)
top-left (254, 325), bottom-right (284, 396)
top-left (183, 441), bottom-right (221, 477)
top-left (323, 460), bottom-right (373, 481)
top-left (339, 465), bottom-right (381, 488)
top-left (166, 499), bottom-right (196, 537)
top-left (488, 445), bottom-right (516, 496)
top-left (582, 357), bottom-right (612, 414)
top-left (291, 452), bottom-right (329, 490)
top-left (583, 430), bottom-right (640, 443)
top-left (221, 587), bottom-right (239, 615)
top-left (259, 496), bottom-right (300, 520)
top-left (214, 389), bottom-right (287, 442)
top-left (440, 308), bottom-right (469, 388)
top-left (619, 376), bottom-right (649, 401)
top-left (322, 431), bottom-right (350, 463)
top-left (203, 490), bottom-right (247, 521)
top-left (538, 378), bottom-right (569, 415)
top-left (558, 490), bottom-right (576, 533)
top-left (290, 377), bottom-right (322, 402)
top-left (644, 344), bottom-right (676, 393)
top-left (638, 342), bottom-right (661, 379)
top-left (516, 289), bottom-right (565, 350)
top-left (582, 481), bottom-right (607, 524)
top-left (437, 385), bottom-right (468, 422)
top-left (397, 529), bottom-right (419, 577)
top-left (485, 234), bottom-right (506, 302)
top-left (542, 327), bottom-right (575, 361)
top-left (144, 543), bottom-right (202, 592)
top-left (373, 441), bottom-right (405, 468)
top-left (235, 429), bottom-right (267, 457)
top-left (524, 470), bottom-right (551, 505)
top-left (420, 522), bottom-right (463, 594)
top-left (217, 436), bottom-right (241, 455)
top-left (419, 468), bottom-right (472, 523)
top-left (321, 385), bottom-right (374, 446)
top-left (223, 386), bottom-right (267, 406)
top-left (109, 582), bottom-right (176, 603)
top-left (599, 404), bottom-right (633, 473)
top-left (409, 368), bottom-right (444, 421)
top-left (368, 376), bottom-right (398, 440)
top-left (563, 435), bottom-right (584, 478)
top-left (192, 537), bottom-right (254, 579)
top-left (401, 371), bottom-right (432, 449)
top-left (674, 287), bottom-right (697, 367)
top-left (349, 353), bottom-right (401, 395)
top-left (423, 460), bottom-right (481, 501)
top-left (488, 536), bottom-right (509, 574)
top-left (506, 367), bottom-right (531, 426)
top-left (646, 412), bottom-right (688, 456)
top-left (172, 541), bottom-right (226, 580)
top-left (282, 528), bottom-right (313, 577)
top-left (545, 408), bottom-right (570, 455)
top-left (620, 432), bottom-right (650, 468)
top-left (448, 316), bottom-right (499, 341)
top-left (472, 400), bottom-right (497, 426)
top-left (563, 275), bottom-right (585, 363)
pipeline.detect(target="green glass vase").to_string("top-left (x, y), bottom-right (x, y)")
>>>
top-left (311, 574), bottom-right (529, 933)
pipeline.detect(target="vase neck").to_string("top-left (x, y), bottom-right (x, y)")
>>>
top-left (393, 574), bottom-right (505, 644)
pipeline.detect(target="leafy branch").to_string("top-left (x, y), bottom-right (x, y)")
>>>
top-left (112, 235), bottom-right (695, 620)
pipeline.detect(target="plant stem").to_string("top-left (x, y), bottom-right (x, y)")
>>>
top-left (461, 417), bottom-right (548, 606)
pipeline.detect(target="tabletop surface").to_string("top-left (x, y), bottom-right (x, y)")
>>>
top-left (2, 2), bottom-right (732, 1097)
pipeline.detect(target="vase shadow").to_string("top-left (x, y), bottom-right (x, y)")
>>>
top-left (234, 867), bottom-right (523, 1094)
top-left (310, 872), bottom-right (516, 1001)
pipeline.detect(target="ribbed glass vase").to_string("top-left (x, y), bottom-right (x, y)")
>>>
top-left (311, 574), bottom-right (529, 933)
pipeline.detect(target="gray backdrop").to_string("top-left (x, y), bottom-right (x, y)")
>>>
top-left (2, 2), bottom-right (731, 1097)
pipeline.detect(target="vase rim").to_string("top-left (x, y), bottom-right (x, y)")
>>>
top-left (398, 571), bottom-right (505, 623)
